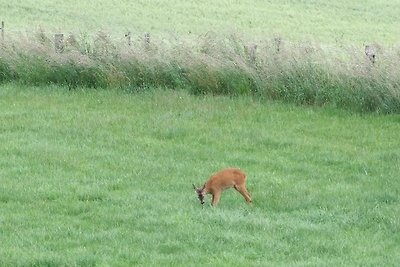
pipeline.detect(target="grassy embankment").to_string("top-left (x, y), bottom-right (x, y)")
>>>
top-left (1, 32), bottom-right (400, 114)
top-left (0, 85), bottom-right (399, 266)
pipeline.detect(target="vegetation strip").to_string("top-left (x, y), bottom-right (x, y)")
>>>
top-left (1, 33), bottom-right (399, 113)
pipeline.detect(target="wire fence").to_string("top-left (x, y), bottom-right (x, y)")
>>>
top-left (0, 21), bottom-right (155, 54)
top-left (0, 20), bottom-right (382, 65)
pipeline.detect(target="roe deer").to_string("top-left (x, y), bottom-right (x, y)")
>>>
top-left (193, 168), bottom-right (252, 206)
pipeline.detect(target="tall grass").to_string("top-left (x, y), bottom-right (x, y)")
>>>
top-left (1, 31), bottom-right (399, 113)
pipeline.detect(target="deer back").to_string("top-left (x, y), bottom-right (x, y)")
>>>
top-left (205, 168), bottom-right (246, 193)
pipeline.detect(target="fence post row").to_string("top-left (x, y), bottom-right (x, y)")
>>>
top-left (53, 32), bottom-right (152, 52)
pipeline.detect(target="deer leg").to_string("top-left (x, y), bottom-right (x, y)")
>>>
top-left (234, 185), bottom-right (252, 203)
top-left (211, 191), bottom-right (221, 206)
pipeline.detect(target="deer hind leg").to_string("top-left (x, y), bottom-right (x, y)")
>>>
top-left (234, 185), bottom-right (252, 203)
top-left (211, 191), bottom-right (222, 206)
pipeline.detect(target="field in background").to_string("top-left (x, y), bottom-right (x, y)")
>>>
top-left (1, 0), bottom-right (400, 43)
top-left (1, 1), bottom-right (400, 114)
top-left (0, 84), bottom-right (399, 266)
top-left (1, 1), bottom-right (400, 265)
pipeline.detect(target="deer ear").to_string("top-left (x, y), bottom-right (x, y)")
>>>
top-left (192, 184), bottom-right (197, 190)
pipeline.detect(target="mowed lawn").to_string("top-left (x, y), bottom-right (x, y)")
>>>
top-left (0, 84), bottom-right (399, 266)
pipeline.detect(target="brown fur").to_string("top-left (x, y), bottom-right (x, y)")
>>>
top-left (193, 168), bottom-right (252, 206)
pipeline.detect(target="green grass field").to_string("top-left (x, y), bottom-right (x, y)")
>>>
top-left (1, 1), bottom-right (400, 266)
top-left (0, 84), bottom-right (399, 266)
top-left (2, 0), bottom-right (400, 43)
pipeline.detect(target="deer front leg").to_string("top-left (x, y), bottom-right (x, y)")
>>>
top-left (211, 190), bottom-right (222, 206)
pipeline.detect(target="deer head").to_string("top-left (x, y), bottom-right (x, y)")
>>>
top-left (193, 184), bottom-right (205, 205)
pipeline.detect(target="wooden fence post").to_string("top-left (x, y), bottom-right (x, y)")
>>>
top-left (274, 37), bottom-right (282, 53)
top-left (144, 33), bottom-right (150, 49)
top-left (244, 43), bottom-right (257, 64)
top-left (125, 31), bottom-right (131, 46)
top-left (1, 21), bottom-right (4, 42)
top-left (54, 33), bottom-right (64, 53)
top-left (365, 45), bottom-right (376, 64)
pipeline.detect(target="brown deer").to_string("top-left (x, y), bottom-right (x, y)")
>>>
top-left (193, 168), bottom-right (252, 206)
